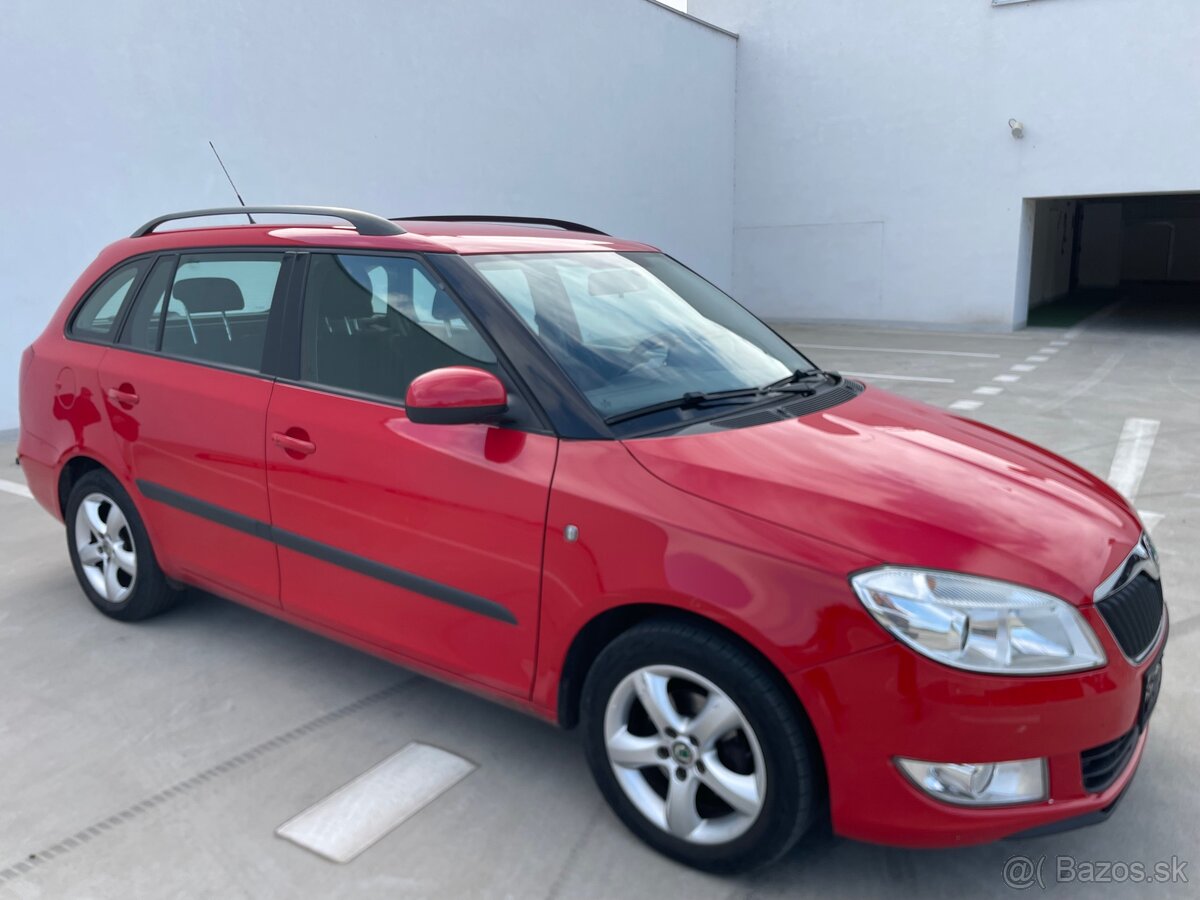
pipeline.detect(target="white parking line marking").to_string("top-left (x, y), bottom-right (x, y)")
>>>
top-left (948, 400), bottom-right (983, 411)
top-left (1106, 418), bottom-right (1160, 502)
top-left (841, 372), bottom-right (955, 383)
top-left (1051, 340), bottom-right (1070, 346)
top-left (994, 374), bottom-right (1021, 383)
top-left (1011, 364), bottom-right (1037, 372)
top-left (0, 479), bottom-right (33, 500)
top-left (1026, 355), bottom-right (1049, 362)
top-left (1039, 347), bottom-right (1059, 354)
top-left (974, 386), bottom-right (1004, 395)
top-left (276, 743), bottom-right (475, 864)
top-left (801, 344), bottom-right (1001, 359)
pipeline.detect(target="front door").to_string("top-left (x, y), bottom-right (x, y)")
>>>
top-left (264, 251), bottom-right (556, 696)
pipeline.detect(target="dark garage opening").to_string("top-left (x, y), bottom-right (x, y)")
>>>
top-left (1026, 193), bottom-right (1200, 330)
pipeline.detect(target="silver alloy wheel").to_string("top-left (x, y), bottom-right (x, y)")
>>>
top-left (74, 492), bottom-right (137, 604)
top-left (603, 664), bottom-right (767, 845)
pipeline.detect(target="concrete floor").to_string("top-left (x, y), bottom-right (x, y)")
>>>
top-left (1, 310), bottom-right (1197, 899)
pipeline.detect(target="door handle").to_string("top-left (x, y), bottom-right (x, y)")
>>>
top-left (271, 430), bottom-right (316, 457)
top-left (106, 386), bottom-right (140, 408)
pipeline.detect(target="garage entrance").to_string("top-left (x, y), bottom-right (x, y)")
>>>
top-left (1025, 193), bottom-right (1200, 329)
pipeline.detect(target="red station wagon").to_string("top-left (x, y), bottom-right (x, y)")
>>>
top-left (18, 206), bottom-right (1167, 871)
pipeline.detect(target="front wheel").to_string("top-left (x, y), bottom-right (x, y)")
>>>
top-left (581, 619), bottom-right (821, 873)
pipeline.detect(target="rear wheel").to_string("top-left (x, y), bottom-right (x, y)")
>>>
top-left (65, 470), bottom-right (181, 621)
top-left (581, 619), bottom-right (819, 873)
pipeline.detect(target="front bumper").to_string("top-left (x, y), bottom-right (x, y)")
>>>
top-left (1007, 771), bottom-right (1137, 840)
top-left (789, 608), bottom-right (1166, 848)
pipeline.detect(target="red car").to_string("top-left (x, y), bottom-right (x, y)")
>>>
top-left (18, 206), bottom-right (1166, 872)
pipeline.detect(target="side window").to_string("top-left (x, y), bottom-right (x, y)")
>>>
top-left (69, 262), bottom-right (144, 341)
top-left (301, 253), bottom-right (497, 403)
top-left (119, 256), bottom-right (177, 350)
top-left (160, 253), bottom-right (284, 370)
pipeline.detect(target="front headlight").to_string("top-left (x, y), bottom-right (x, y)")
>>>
top-left (851, 568), bottom-right (1106, 674)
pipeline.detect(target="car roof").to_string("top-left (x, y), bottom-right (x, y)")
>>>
top-left (104, 217), bottom-right (659, 260)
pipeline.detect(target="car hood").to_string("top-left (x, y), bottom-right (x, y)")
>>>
top-left (623, 386), bottom-right (1142, 606)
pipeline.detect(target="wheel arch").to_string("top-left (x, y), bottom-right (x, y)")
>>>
top-left (556, 604), bottom-right (811, 737)
top-left (57, 454), bottom-right (110, 515)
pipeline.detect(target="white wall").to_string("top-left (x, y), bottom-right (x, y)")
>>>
top-left (0, 0), bottom-right (735, 429)
top-left (691, 0), bottom-right (1200, 329)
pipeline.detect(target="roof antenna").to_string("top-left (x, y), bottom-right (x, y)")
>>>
top-left (208, 141), bottom-right (255, 224)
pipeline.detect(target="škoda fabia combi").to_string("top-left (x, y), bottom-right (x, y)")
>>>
top-left (18, 207), bottom-right (1166, 871)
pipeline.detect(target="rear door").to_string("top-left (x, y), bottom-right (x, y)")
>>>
top-left (98, 250), bottom-right (291, 608)
top-left (264, 251), bottom-right (556, 696)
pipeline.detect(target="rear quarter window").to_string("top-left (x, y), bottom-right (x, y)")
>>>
top-left (69, 262), bottom-right (144, 341)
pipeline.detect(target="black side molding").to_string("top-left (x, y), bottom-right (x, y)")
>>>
top-left (136, 480), bottom-right (517, 625)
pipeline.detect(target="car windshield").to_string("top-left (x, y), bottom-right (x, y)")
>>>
top-left (467, 251), bottom-right (814, 421)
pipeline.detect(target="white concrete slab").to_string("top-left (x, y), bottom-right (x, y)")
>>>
top-left (276, 743), bottom-right (476, 864)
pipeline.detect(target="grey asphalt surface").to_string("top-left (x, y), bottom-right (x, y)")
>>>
top-left (1, 307), bottom-right (1196, 899)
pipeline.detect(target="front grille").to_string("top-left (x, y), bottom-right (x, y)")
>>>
top-left (1080, 726), bottom-right (1139, 793)
top-left (1096, 573), bottom-right (1164, 660)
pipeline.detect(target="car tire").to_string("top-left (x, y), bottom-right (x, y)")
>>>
top-left (581, 618), bottom-right (820, 873)
top-left (65, 470), bottom-right (181, 621)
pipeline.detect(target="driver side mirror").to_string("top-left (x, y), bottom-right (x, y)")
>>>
top-left (405, 366), bottom-right (508, 425)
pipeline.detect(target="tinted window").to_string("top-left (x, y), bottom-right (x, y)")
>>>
top-left (70, 262), bottom-right (143, 340)
top-left (160, 253), bottom-right (284, 370)
top-left (301, 253), bottom-right (497, 403)
top-left (119, 256), bottom-right (177, 350)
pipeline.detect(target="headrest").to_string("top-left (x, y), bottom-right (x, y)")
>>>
top-left (312, 257), bottom-right (375, 320)
top-left (430, 292), bottom-right (460, 322)
top-left (172, 277), bottom-right (245, 313)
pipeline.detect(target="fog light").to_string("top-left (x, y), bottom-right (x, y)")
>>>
top-left (896, 757), bottom-right (1046, 806)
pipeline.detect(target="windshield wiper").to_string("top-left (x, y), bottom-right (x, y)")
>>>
top-left (759, 368), bottom-right (834, 393)
top-left (604, 388), bottom-right (764, 425)
top-left (605, 370), bottom-right (839, 427)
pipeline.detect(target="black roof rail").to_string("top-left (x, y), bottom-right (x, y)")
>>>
top-left (393, 215), bottom-right (608, 236)
top-left (132, 206), bottom-right (406, 238)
